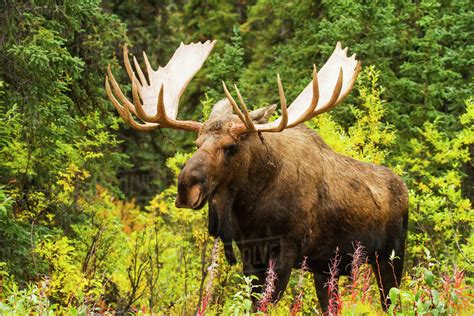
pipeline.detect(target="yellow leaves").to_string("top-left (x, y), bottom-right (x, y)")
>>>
top-left (193, 224), bottom-right (209, 248)
top-left (56, 163), bottom-right (90, 194)
top-left (0, 262), bottom-right (8, 279)
top-left (456, 199), bottom-right (472, 213)
top-left (35, 236), bottom-right (100, 305)
top-left (309, 114), bottom-right (350, 156)
top-left (78, 185), bottom-right (123, 224)
top-left (166, 152), bottom-right (193, 177)
top-left (148, 192), bottom-right (171, 215)
top-left (8, 188), bottom-right (49, 223)
top-left (417, 181), bottom-right (430, 193)
top-left (420, 122), bottom-right (470, 165)
top-left (83, 151), bottom-right (104, 160)
top-left (460, 98), bottom-right (474, 126)
top-left (46, 213), bottom-right (55, 222)
top-left (147, 184), bottom-right (206, 226)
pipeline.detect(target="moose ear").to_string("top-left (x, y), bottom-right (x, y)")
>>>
top-left (210, 99), bottom-right (232, 118)
top-left (249, 104), bottom-right (277, 123)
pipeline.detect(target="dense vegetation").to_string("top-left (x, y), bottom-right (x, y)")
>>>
top-left (0, 0), bottom-right (472, 314)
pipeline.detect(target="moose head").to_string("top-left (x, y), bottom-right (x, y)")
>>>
top-left (105, 40), bottom-right (360, 210)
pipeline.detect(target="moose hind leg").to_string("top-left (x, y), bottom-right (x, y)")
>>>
top-left (270, 261), bottom-right (293, 303)
top-left (371, 252), bottom-right (404, 311)
top-left (313, 272), bottom-right (339, 314)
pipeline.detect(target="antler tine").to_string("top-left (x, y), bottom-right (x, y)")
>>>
top-left (105, 75), bottom-right (159, 131)
top-left (106, 64), bottom-right (138, 116)
top-left (275, 73), bottom-right (288, 131)
top-left (107, 41), bottom-right (215, 133)
top-left (107, 62), bottom-right (160, 130)
top-left (133, 56), bottom-right (148, 86)
top-left (333, 60), bottom-right (361, 107)
top-left (122, 45), bottom-right (134, 82)
top-left (156, 84), bottom-right (203, 132)
top-left (156, 84), bottom-right (167, 123)
top-left (134, 81), bottom-right (203, 131)
top-left (142, 51), bottom-right (154, 85)
top-left (123, 45), bottom-right (146, 101)
top-left (234, 85), bottom-right (256, 131)
top-left (310, 64), bottom-right (320, 113)
top-left (121, 98), bottom-right (159, 131)
top-left (132, 75), bottom-right (156, 122)
top-left (229, 43), bottom-right (359, 136)
top-left (222, 81), bottom-right (248, 128)
top-left (312, 66), bottom-right (343, 116)
top-left (234, 74), bottom-right (289, 134)
top-left (105, 75), bottom-right (126, 118)
top-left (123, 45), bottom-right (159, 121)
top-left (287, 64), bottom-right (319, 128)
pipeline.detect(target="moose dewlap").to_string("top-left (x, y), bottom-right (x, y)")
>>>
top-left (105, 40), bottom-right (408, 312)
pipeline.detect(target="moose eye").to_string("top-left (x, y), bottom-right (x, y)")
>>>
top-left (223, 143), bottom-right (238, 156)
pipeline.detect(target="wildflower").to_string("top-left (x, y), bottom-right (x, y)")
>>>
top-left (325, 247), bottom-right (341, 315)
top-left (258, 259), bottom-right (278, 313)
top-left (290, 257), bottom-right (308, 316)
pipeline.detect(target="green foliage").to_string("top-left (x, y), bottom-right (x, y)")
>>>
top-left (395, 98), bottom-right (473, 273)
top-left (387, 253), bottom-right (472, 316)
top-left (310, 66), bottom-right (395, 165)
top-left (206, 27), bottom-right (245, 102)
top-left (222, 274), bottom-right (261, 315)
top-left (0, 0), bottom-right (472, 314)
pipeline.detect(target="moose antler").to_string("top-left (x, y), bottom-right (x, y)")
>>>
top-left (105, 40), bottom-right (216, 132)
top-left (224, 42), bottom-right (361, 135)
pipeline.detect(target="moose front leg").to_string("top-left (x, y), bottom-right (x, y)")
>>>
top-left (268, 252), bottom-right (295, 303)
top-left (241, 240), bottom-right (296, 310)
top-left (260, 239), bottom-right (297, 303)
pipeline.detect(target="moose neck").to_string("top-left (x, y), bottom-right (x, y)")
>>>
top-left (231, 126), bottom-right (329, 209)
top-left (244, 133), bottom-right (281, 186)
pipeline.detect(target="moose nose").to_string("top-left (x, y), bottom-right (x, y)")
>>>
top-left (175, 164), bottom-right (208, 209)
top-left (175, 184), bottom-right (203, 209)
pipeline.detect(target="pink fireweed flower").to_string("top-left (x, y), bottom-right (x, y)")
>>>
top-left (290, 257), bottom-right (308, 316)
top-left (325, 247), bottom-right (341, 315)
top-left (258, 259), bottom-right (278, 313)
top-left (348, 242), bottom-right (367, 302)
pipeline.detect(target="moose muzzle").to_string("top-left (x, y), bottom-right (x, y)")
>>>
top-left (175, 160), bottom-right (210, 210)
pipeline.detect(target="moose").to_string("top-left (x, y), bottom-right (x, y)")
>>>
top-left (105, 40), bottom-right (409, 312)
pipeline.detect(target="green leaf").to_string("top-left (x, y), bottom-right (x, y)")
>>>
top-left (389, 287), bottom-right (400, 305)
top-left (424, 269), bottom-right (435, 286)
top-left (431, 289), bottom-right (440, 306)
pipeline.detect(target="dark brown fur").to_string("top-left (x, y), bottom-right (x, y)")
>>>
top-left (176, 103), bottom-right (409, 312)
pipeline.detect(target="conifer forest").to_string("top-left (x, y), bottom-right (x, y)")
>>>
top-left (0, 0), bottom-right (473, 314)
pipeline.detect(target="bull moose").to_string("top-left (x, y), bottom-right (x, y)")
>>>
top-left (105, 40), bottom-right (409, 312)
